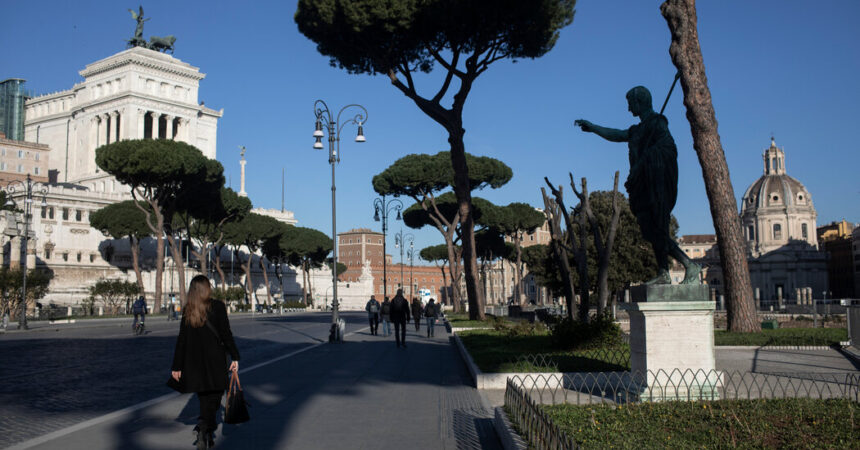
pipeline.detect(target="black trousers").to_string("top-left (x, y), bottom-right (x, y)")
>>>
top-left (368, 315), bottom-right (379, 334)
top-left (197, 390), bottom-right (223, 433)
top-left (393, 319), bottom-right (407, 346)
top-left (414, 316), bottom-right (421, 331)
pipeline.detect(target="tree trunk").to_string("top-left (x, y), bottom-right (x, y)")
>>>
top-left (214, 246), bottom-right (227, 290)
top-left (661, 0), bottom-right (758, 332)
top-left (153, 212), bottom-right (164, 312)
top-left (241, 250), bottom-right (253, 305)
top-left (259, 257), bottom-right (271, 305)
top-left (515, 234), bottom-right (525, 306)
top-left (165, 233), bottom-right (187, 305)
top-left (449, 138), bottom-right (485, 320)
top-left (129, 236), bottom-right (145, 296)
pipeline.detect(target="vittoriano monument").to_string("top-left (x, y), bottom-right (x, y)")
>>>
top-left (575, 85), bottom-right (701, 285)
top-left (127, 6), bottom-right (176, 54)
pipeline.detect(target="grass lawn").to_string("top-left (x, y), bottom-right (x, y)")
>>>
top-left (714, 327), bottom-right (848, 346)
top-left (445, 313), bottom-right (494, 328)
top-left (537, 398), bottom-right (859, 449)
top-left (458, 329), bottom-right (629, 372)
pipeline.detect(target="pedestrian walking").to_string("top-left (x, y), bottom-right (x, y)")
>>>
top-left (380, 297), bottom-right (392, 337)
top-left (411, 297), bottom-right (422, 332)
top-left (170, 275), bottom-right (240, 449)
top-left (365, 295), bottom-right (380, 335)
top-left (424, 298), bottom-right (438, 337)
top-left (390, 289), bottom-right (411, 348)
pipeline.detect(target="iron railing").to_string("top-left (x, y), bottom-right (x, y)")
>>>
top-left (505, 369), bottom-right (860, 450)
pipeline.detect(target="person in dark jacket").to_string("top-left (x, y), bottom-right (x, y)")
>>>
top-left (171, 275), bottom-right (240, 449)
top-left (390, 289), bottom-right (411, 348)
top-left (411, 298), bottom-right (422, 332)
top-left (365, 295), bottom-right (380, 335)
top-left (424, 298), bottom-right (438, 337)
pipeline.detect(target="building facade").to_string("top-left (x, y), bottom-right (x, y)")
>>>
top-left (0, 79), bottom-right (30, 141)
top-left (817, 219), bottom-right (857, 299)
top-left (672, 139), bottom-right (828, 306)
top-left (0, 133), bottom-right (50, 184)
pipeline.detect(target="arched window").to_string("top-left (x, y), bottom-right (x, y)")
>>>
top-left (772, 223), bottom-right (782, 240)
top-left (801, 223), bottom-right (808, 240)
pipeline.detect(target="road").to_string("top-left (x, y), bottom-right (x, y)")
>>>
top-left (0, 311), bottom-right (349, 448)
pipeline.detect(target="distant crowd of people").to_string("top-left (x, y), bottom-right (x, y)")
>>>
top-left (365, 289), bottom-right (439, 348)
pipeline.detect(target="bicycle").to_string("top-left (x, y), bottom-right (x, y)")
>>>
top-left (133, 320), bottom-right (146, 336)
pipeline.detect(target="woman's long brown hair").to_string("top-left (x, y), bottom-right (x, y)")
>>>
top-left (184, 275), bottom-right (212, 328)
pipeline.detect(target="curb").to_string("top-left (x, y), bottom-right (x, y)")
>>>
top-left (494, 406), bottom-right (528, 450)
top-left (716, 345), bottom-right (844, 351)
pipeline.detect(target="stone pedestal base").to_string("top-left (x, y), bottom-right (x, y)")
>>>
top-left (621, 285), bottom-right (718, 401)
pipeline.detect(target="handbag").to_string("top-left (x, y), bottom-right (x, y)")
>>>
top-left (224, 371), bottom-right (250, 424)
top-left (166, 374), bottom-right (186, 393)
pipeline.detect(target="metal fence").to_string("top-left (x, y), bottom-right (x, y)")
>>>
top-left (505, 369), bottom-right (860, 450)
top-left (507, 349), bottom-right (630, 373)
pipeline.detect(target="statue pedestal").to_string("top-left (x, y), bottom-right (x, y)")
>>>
top-left (620, 285), bottom-right (718, 400)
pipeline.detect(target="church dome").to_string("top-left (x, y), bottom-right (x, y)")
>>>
top-left (740, 139), bottom-right (818, 255)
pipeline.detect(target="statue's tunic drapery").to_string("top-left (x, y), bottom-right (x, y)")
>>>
top-left (625, 113), bottom-right (678, 246)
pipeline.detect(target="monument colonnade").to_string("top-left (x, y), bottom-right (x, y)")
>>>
top-left (90, 108), bottom-right (189, 147)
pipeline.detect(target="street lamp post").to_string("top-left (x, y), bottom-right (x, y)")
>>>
top-left (407, 243), bottom-right (415, 299)
top-left (394, 230), bottom-right (413, 296)
top-left (4, 174), bottom-right (48, 330)
top-left (313, 99), bottom-right (368, 342)
top-left (373, 195), bottom-right (402, 300)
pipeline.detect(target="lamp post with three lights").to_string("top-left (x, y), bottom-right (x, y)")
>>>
top-left (394, 230), bottom-right (413, 296)
top-left (372, 196), bottom-right (402, 299)
top-left (4, 174), bottom-right (48, 330)
top-left (313, 100), bottom-right (367, 342)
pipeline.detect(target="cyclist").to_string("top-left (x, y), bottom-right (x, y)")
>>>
top-left (132, 295), bottom-right (147, 333)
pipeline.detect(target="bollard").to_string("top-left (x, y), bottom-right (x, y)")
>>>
top-left (67, 306), bottom-right (72, 317)
top-left (755, 288), bottom-right (761, 311)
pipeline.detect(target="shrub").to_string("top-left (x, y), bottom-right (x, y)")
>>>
top-left (283, 300), bottom-right (306, 309)
top-left (550, 313), bottom-right (624, 350)
top-left (491, 316), bottom-right (549, 337)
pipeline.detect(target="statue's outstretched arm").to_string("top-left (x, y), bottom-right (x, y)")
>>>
top-left (574, 120), bottom-right (628, 143)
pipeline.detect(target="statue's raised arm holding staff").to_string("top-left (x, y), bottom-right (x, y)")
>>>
top-left (575, 86), bottom-right (700, 285)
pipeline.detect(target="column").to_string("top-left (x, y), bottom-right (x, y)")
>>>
top-left (155, 113), bottom-right (163, 139)
top-left (164, 115), bottom-right (174, 140)
top-left (96, 115), bottom-right (105, 147)
top-left (9, 237), bottom-right (21, 270)
top-left (105, 113), bottom-right (112, 145)
top-left (137, 109), bottom-right (146, 139)
top-left (117, 109), bottom-right (125, 141)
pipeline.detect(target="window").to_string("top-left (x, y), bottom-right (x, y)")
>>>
top-left (62, 253), bottom-right (68, 262)
top-left (41, 207), bottom-right (46, 219)
top-left (62, 208), bottom-right (69, 220)
top-left (17, 150), bottom-right (23, 158)
top-left (0, 162), bottom-right (5, 170)
top-left (378, 239), bottom-right (382, 244)
top-left (748, 225), bottom-right (754, 240)
top-left (48, 207), bottom-right (54, 219)
top-left (34, 153), bottom-right (40, 161)
top-left (801, 223), bottom-right (808, 240)
top-left (16, 164), bottom-right (22, 173)
top-left (76, 210), bottom-right (82, 221)
top-left (772, 223), bottom-right (782, 240)
top-left (45, 249), bottom-right (52, 260)
top-left (90, 254), bottom-right (96, 263)
top-left (34, 167), bottom-right (40, 175)
top-left (76, 253), bottom-right (82, 262)
top-left (1, 149), bottom-right (5, 156)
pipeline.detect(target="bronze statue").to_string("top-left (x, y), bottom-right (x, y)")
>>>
top-left (127, 6), bottom-right (149, 47)
top-left (575, 86), bottom-right (700, 285)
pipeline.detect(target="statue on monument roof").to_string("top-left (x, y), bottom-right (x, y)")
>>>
top-left (127, 6), bottom-right (149, 48)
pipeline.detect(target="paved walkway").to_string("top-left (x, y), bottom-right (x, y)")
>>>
top-left (11, 321), bottom-right (500, 450)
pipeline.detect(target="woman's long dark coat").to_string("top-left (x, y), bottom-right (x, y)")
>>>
top-left (171, 300), bottom-right (240, 393)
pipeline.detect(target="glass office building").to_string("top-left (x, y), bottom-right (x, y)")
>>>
top-left (0, 78), bottom-right (30, 140)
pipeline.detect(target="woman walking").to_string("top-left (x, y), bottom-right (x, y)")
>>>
top-left (171, 275), bottom-right (240, 449)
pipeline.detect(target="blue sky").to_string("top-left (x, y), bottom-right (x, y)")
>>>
top-left (3, 1), bottom-right (859, 258)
